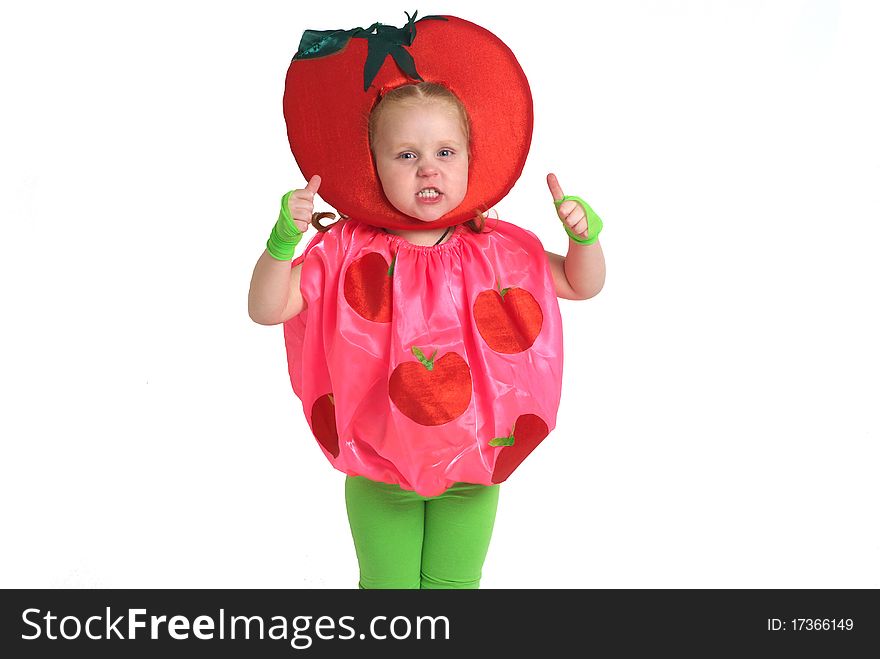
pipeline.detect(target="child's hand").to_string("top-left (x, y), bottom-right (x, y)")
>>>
top-left (547, 173), bottom-right (589, 240)
top-left (286, 174), bottom-right (322, 233)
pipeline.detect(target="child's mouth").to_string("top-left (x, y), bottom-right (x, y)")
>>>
top-left (416, 187), bottom-right (443, 204)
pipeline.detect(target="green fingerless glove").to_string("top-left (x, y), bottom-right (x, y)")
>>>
top-left (266, 190), bottom-right (304, 261)
top-left (554, 195), bottom-right (603, 245)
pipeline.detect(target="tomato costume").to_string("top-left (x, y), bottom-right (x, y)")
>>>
top-left (281, 13), bottom-right (564, 497)
top-left (284, 218), bottom-right (563, 496)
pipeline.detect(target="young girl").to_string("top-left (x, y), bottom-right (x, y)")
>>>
top-left (248, 16), bottom-right (605, 589)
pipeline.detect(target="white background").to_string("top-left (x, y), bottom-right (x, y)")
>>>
top-left (1, 0), bottom-right (877, 589)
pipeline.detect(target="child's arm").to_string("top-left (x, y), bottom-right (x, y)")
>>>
top-left (248, 175), bottom-right (321, 325)
top-left (544, 173), bottom-right (606, 300)
top-left (248, 253), bottom-right (306, 325)
top-left (545, 243), bottom-right (605, 300)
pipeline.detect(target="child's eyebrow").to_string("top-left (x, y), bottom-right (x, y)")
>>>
top-left (392, 139), bottom-right (464, 150)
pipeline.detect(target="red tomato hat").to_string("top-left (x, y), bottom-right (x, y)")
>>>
top-left (283, 12), bottom-right (533, 231)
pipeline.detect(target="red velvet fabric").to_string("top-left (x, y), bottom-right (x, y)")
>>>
top-left (473, 288), bottom-right (544, 353)
top-left (283, 16), bottom-right (533, 230)
top-left (388, 352), bottom-right (474, 427)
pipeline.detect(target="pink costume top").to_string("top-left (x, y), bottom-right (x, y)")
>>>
top-left (283, 217), bottom-right (563, 497)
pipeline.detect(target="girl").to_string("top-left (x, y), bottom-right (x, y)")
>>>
top-left (248, 17), bottom-right (605, 589)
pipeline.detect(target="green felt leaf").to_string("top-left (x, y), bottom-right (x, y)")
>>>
top-left (294, 13), bottom-right (449, 90)
top-left (363, 36), bottom-right (388, 91)
top-left (294, 28), bottom-right (361, 61)
top-left (389, 45), bottom-right (423, 82)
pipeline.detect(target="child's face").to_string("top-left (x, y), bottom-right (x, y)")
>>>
top-left (372, 101), bottom-right (469, 223)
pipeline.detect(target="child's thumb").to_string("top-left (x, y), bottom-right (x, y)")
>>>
top-left (305, 174), bottom-right (322, 195)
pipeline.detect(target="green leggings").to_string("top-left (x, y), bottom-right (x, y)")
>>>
top-left (344, 476), bottom-right (500, 589)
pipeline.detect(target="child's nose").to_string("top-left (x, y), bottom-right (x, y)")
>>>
top-left (418, 161), bottom-right (439, 176)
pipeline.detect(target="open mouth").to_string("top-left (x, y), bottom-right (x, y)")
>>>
top-left (416, 187), bottom-right (443, 199)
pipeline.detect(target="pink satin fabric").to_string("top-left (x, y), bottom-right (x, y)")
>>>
top-left (283, 218), bottom-right (563, 496)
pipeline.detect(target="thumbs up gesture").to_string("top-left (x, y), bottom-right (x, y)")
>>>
top-left (286, 174), bottom-right (322, 233)
top-left (547, 173), bottom-right (589, 240)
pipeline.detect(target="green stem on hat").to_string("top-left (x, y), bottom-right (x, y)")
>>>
top-left (292, 11), bottom-right (449, 91)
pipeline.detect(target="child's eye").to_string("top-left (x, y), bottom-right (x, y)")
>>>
top-left (398, 152), bottom-right (416, 160)
top-left (438, 149), bottom-right (454, 157)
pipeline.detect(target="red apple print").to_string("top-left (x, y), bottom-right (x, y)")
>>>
top-left (490, 414), bottom-right (550, 484)
top-left (344, 252), bottom-right (393, 322)
top-left (473, 285), bottom-right (543, 353)
top-left (310, 393), bottom-right (339, 458)
top-left (389, 348), bottom-right (472, 426)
